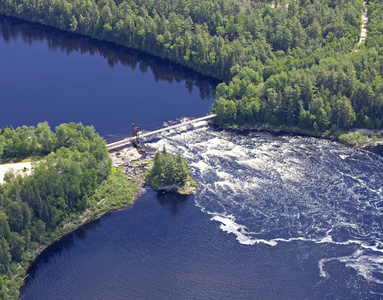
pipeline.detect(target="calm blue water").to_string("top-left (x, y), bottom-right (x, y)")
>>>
top-left (0, 16), bottom-right (217, 140)
top-left (20, 190), bottom-right (337, 299)
top-left (2, 15), bottom-right (383, 299)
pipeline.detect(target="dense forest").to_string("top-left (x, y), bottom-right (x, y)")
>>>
top-left (0, 123), bottom-right (136, 299)
top-left (213, 0), bottom-right (383, 132)
top-left (1, 0), bottom-right (383, 132)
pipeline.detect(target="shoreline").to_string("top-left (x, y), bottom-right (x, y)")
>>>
top-left (17, 125), bottom-right (383, 296)
top-left (19, 144), bottom-right (197, 295)
top-left (216, 123), bottom-right (383, 149)
top-left (2, 13), bottom-right (381, 148)
top-left (16, 147), bottom-right (150, 296)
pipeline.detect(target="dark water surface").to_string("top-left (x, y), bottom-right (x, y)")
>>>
top-left (0, 15), bottom-right (218, 140)
top-left (2, 15), bottom-right (383, 299)
top-left (20, 125), bottom-right (383, 299)
top-left (19, 190), bottom-right (333, 299)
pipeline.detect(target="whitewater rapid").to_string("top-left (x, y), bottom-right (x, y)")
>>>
top-left (143, 123), bottom-right (383, 288)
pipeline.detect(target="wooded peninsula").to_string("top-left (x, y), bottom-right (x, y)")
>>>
top-left (0, 123), bottom-right (137, 299)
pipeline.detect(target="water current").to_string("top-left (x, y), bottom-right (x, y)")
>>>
top-left (143, 123), bottom-right (383, 298)
top-left (22, 125), bottom-right (383, 299)
top-left (2, 14), bottom-right (383, 299)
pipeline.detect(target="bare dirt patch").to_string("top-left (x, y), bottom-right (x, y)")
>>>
top-left (356, 1), bottom-right (368, 49)
top-left (0, 162), bottom-right (32, 184)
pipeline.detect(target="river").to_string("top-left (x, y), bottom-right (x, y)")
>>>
top-left (1, 15), bottom-right (383, 299)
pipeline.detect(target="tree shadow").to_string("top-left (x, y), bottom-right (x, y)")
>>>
top-left (0, 15), bottom-right (218, 100)
top-left (156, 192), bottom-right (191, 215)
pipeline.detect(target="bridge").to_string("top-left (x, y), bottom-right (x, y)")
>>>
top-left (106, 114), bottom-right (216, 151)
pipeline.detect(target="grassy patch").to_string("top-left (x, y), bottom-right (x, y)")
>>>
top-left (338, 132), bottom-right (382, 146)
top-left (0, 155), bottom-right (43, 165)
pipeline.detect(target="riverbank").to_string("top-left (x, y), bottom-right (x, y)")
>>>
top-left (1, 12), bottom-right (381, 149)
top-left (13, 143), bottom-right (199, 298)
top-left (14, 126), bottom-right (381, 298)
top-left (110, 146), bottom-right (198, 195)
top-left (19, 124), bottom-right (383, 299)
top-left (218, 122), bottom-right (383, 148)
top-left (16, 142), bottom-right (192, 295)
top-left (3, 150), bottom-right (142, 299)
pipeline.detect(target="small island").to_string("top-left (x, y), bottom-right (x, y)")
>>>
top-left (145, 146), bottom-right (197, 195)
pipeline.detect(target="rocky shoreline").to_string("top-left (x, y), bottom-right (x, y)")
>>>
top-left (109, 146), bottom-right (198, 195)
top-left (109, 146), bottom-right (152, 191)
top-left (108, 126), bottom-right (383, 196)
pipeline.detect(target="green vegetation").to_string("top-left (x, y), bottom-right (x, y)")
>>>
top-left (2, 0), bottom-right (383, 134)
top-left (0, 122), bottom-right (136, 299)
top-left (212, 0), bottom-right (383, 133)
top-left (0, 0), bottom-right (381, 296)
top-left (339, 131), bottom-right (383, 145)
top-left (146, 147), bottom-right (196, 192)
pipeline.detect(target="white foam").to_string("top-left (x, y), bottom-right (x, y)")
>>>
top-left (318, 235), bottom-right (333, 243)
top-left (318, 258), bottom-right (331, 277)
top-left (210, 214), bottom-right (279, 246)
top-left (211, 215), bottom-right (255, 245)
top-left (214, 181), bottom-right (238, 192)
top-left (159, 123), bottom-right (383, 288)
top-left (319, 250), bottom-right (383, 284)
top-left (226, 145), bottom-right (247, 159)
top-left (190, 160), bottom-right (212, 173)
top-left (202, 137), bottom-right (224, 149)
top-left (237, 159), bottom-right (266, 170)
top-left (216, 171), bottom-right (232, 180)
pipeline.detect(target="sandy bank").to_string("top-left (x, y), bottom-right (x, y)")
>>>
top-left (0, 162), bottom-right (32, 184)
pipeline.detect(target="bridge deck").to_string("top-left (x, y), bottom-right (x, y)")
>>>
top-left (106, 114), bottom-right (216, 151)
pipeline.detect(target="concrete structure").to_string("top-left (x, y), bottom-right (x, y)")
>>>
top-left (107, 114), bottom-right (216, 151)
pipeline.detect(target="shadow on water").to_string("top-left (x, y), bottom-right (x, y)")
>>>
top-left (0, 15), bottom-right (219, 100)
top-left (74, 217), bottom-right (104, 240)
top-left (363, 144), bottom-right (383, 157)
top-left (157, 192), bottom-right (191, 215)
top-left (24, 218), bottom-right (103, 282)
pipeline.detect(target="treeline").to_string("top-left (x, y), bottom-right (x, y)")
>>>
top-left (365, 0), bottom-right (383, 49)
top-left (1, 0), bottom-right (380, 132)
top-left (146, 147), bottom-right (192, 190)
top-left (0, 122), bottom-right (135, 299)
top-left (0, 0), bottom-right (269, 80)
top-left (0, 0), bottom-right (362, 82)
top-left (214, 47), bottom-right (383, 132)
top-left (1, 122), bottom-right (62, 158)
top-left (0, 16), bottom-right (218, 100)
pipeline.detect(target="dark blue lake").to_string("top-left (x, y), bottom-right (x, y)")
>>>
top-left (1, 15), bottom-right (383, 300)
top-left (0, 15), bottom-right (218, 140)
